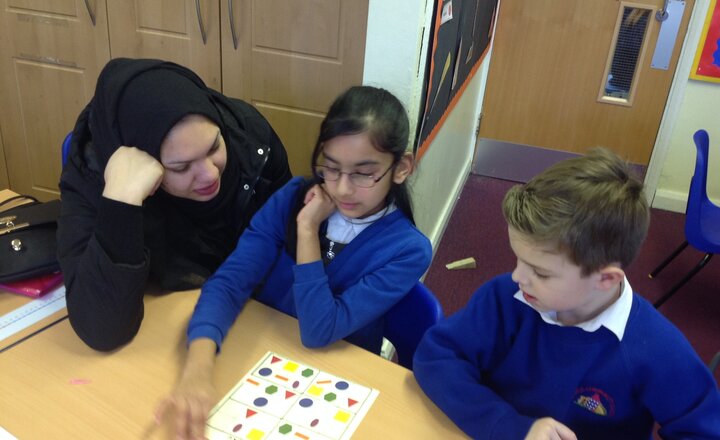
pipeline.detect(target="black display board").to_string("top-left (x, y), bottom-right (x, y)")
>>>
top-left (416, 0), bottom-right (498, 159)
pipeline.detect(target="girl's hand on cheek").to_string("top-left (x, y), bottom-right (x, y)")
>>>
top-left (297, 184), bottom-right (336, 233)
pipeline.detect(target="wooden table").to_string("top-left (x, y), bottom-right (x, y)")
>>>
top-left (0, 290), bottom-right (466, 439)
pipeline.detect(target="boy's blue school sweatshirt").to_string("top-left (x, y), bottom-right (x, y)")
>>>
top-left (413, 273), bottom-right (720, 440)
top-left (187, 177), bottom-right (432, 353)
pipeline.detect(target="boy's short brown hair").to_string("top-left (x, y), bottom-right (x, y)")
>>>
top-left (502, 148), bottom-right (649, 276)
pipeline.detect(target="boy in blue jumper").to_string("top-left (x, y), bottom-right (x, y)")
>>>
top-left (414, 149), bottom-right (720, 440)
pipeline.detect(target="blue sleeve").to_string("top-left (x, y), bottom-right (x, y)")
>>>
top-left (291, 232), bottom-right (432, 348)
top-left (186, 178), bottom-right (301, 349)
top-left (413, 274), bottom-right (535, 440)
top-left (630, 309), bottom-right (720, 439)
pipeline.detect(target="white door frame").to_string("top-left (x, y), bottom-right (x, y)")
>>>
top-left (645, 0), bottom-right (709, 206)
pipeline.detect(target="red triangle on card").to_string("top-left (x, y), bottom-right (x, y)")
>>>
top-left (285, 390), bottom-right (295, 399)
top-left (348, 398), bottom-right (358, 407)
top-left (246, 409), bottom-right (257, 418)
top-left (271, 355), bottom-right (282, 364)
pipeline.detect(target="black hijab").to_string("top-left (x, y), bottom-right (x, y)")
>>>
top-left (87, 58), bottom-right (269, 289)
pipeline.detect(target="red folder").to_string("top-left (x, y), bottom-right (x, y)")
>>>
top-left (0, 272), bottom-right (63, 298)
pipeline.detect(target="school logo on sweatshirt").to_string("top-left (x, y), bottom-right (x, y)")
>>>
top-left (572, 387), bottom-right (615, 416)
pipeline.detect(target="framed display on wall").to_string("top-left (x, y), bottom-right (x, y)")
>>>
top-left (415, 0), bottom-right (498, 159)
top-left (690, 0), bottom-right (720, 83)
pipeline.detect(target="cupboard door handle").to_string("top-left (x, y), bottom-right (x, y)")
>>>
top-left (83, 0), bottom-right (96, 26)
top-left (195, 0), bottom-right (208, 45)
top-left (228, 0), bottom-right (238, 49)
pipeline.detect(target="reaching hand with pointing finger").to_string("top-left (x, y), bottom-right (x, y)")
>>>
top-left (155, 339), bottom-right (217, 440)
top-left (525, 418), bottom-right (577, 440)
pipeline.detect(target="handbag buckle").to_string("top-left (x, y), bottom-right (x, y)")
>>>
top-left (0, 215), bottom-right (17, 226)
top-left (0, 219), bottom-right (30, 235)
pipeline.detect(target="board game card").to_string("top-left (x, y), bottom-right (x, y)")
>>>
top-left (252, 353), bottom-right (320, 391)
top-left (284, 395), bottom-right (356, 439)
top-left (265, 422), bottom-right (333, 440)
top-left (231, 375), bottom-right (301, 416)
top-left (306, 372), bottom-right (373, 413)
top-left (207, 399), bottom-right (279, 440)
top-left (206, 352), bottom-right (379, 440)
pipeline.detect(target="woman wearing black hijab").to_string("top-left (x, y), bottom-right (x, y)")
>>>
top-left (57, 58), bottom-right (291, 351)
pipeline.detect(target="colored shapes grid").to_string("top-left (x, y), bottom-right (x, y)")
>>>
top-left (206, 351), bottom-right (379, 440)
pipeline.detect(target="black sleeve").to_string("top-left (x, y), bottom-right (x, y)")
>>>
top-left (228, 96), bottom-right (292, 187)
top-left (230, 96), bottom-right (293, 208)
top-left (261, 117), bottom-right (293, 193)
top-left (57, 163), bottom-right (150, 351)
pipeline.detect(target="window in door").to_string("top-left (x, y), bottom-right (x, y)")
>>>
top-left (599, 5), bottom-right (653, 106)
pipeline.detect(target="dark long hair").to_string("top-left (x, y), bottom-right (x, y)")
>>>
top-left (311, 86), bottom-right (415, 223)
top-left (285, 86), bottom-right (415, 258)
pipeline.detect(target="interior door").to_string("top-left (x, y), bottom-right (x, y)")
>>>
top-left (0, 0), bottom-right (110, 200)
top-left (221, 0), bottom-right (369, 176)
top-left (107, 0), bottom-right (221, 89)
top-left (477, 0), bottom-right (694, 166)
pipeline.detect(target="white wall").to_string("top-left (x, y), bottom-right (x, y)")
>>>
top-left (364, 0), bottom-right (490, 249)
top-left (412, 61), bottom-right (490, 247)
top-left (363, 0), bottom-right (429, 145)
top-left (654, 82), bottom-right (720, 211)
top-left (652, 0), bottom-right (720, 212)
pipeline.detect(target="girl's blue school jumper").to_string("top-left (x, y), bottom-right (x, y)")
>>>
top-left (187, 177), bottom-right (432, 353)
top-left (413, 273), bottom-right (720, 440)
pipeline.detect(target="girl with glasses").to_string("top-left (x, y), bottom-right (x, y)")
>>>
top-left (157, 86), bottom-right (432, 438)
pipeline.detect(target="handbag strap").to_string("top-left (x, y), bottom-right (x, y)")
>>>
top-left (0, 194), bottom-right (39, 210)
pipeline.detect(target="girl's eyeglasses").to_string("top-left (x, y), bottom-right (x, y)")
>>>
top-left (313, 163), bottom-right (394, 188)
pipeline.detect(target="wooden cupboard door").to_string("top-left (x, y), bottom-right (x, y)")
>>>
top-left (222, 0), bottom-right (368, 176)
top-left (107, 0), bottom-right (222, 90)
top-left (0, 0), bottom-right (110, 200)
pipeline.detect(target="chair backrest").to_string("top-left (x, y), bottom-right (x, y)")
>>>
top-left (61, 132), bottom-right (73, 167)
top-left (709, 351), bottom-right (720, 374)
top-left (685, 129), bottom-right (720, 251)
top-left (383, 282), bottom-right (443, 370)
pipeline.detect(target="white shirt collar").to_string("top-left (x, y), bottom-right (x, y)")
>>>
top-left (326, 203), bottom-right (397, 243)
top-left (513, 276), bottom-right (633, 341)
